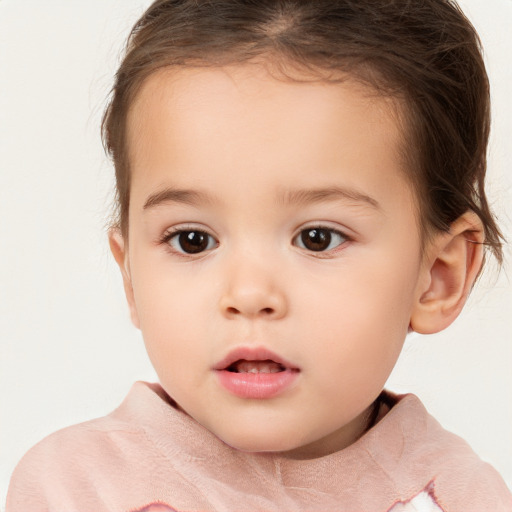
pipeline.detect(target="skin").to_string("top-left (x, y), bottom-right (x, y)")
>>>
top-left (110, 64), bottom-right (484, 459)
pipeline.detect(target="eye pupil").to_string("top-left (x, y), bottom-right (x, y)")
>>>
top-left (179, 231), bottom-right (209, 253)
top-left (301, 228), bottom-right (331, 251)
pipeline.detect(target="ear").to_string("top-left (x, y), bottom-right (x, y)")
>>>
top-left (108, 228), bottom-right (140, 329)
top-left (410, 211), bottom-right (484, 334)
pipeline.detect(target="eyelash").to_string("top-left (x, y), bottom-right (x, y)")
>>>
top-left (158, 225), bottom-right (351, 256)
top-left (292, 226), bottom-right (350, 255)
top-left (159, 226), bottom-right (218, 256)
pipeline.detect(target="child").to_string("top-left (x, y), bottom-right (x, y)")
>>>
top-left (6, 0), bottom-right (512, 510)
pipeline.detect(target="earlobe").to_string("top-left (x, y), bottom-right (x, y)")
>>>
top-left (108, 228), bottom-right (140, 329)
top-left (410, 212), bottom-right (484, 334)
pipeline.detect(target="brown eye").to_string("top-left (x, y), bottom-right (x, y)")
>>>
top-left (295, 228), bottom-right (346, 252)
top-left (169, 230), bottom-right (216, 254)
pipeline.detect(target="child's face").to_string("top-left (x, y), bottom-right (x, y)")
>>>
top-left (118, 65), bottom-right (429, 458)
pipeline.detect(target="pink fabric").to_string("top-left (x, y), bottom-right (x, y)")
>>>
top-left (6, 382), bottom-right (512, 511)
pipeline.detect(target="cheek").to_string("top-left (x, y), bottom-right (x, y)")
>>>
top-left (129, 258), bottom-right (202, 358)
top-left (298, 252), bottom-right (419, 369)
top-left (132, 247), bottom-right (205, 320)
top-left (306, 256), bottom-right (417, 322)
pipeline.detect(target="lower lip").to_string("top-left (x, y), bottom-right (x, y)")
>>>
top-left (215, 369), bottom-right (299, 399)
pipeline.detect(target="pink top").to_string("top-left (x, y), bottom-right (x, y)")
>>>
top-left (6, 381), bottom-right (512, 512)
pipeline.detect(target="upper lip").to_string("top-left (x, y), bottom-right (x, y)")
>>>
top-left (213, 346), bottom-right (300, 371)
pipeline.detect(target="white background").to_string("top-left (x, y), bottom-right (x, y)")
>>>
top-left (1, 0), bottom-right (511, 507)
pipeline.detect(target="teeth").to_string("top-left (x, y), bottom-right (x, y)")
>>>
top-left (234, 360), bottom-right (283, 373)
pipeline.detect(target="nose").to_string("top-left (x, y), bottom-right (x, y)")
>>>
top-left (218, 256), bottom-right (288, 320)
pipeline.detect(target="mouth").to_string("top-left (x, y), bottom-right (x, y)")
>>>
top-left (226, 359), bottom-right (286, 374)
top-left (213, 347), bottom-right (300, 399)
top-left (213, 346), bottom-right (300, 373)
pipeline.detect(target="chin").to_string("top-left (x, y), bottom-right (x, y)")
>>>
top-left (218, 429), bottom-right (303, 454)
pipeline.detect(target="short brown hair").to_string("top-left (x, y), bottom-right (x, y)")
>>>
top-left (102, 0), bottom-right (503, 264)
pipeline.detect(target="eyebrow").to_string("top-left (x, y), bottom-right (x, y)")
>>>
top-left (278, 186), bottom-right (381, 211)
top-left (143, 185), bottom-right (381, 211)
top-left (143, 187), bottom-right (214, 210)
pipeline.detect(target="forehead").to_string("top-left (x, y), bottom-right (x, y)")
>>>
top-left (126, 64), bottom-right (414, 217)
top-left (128, 64), bottom-right (405, 143)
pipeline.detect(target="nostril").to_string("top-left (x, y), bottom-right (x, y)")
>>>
top-left (220, 289), bottom-right (286, 318)
top-left (225, 306), bottom-right (275, 316)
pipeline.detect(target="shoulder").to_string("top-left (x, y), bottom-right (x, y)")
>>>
top-left (6, 411), bottom-right (146, 508)
top-left (12, 409), bottom-right (144, 468)
top-left (378, 391), bottom-right (512, 511)
top-left (5, 382), bottom-right (169, 512)
top-left (5, 381), bottom-right (208, 512)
